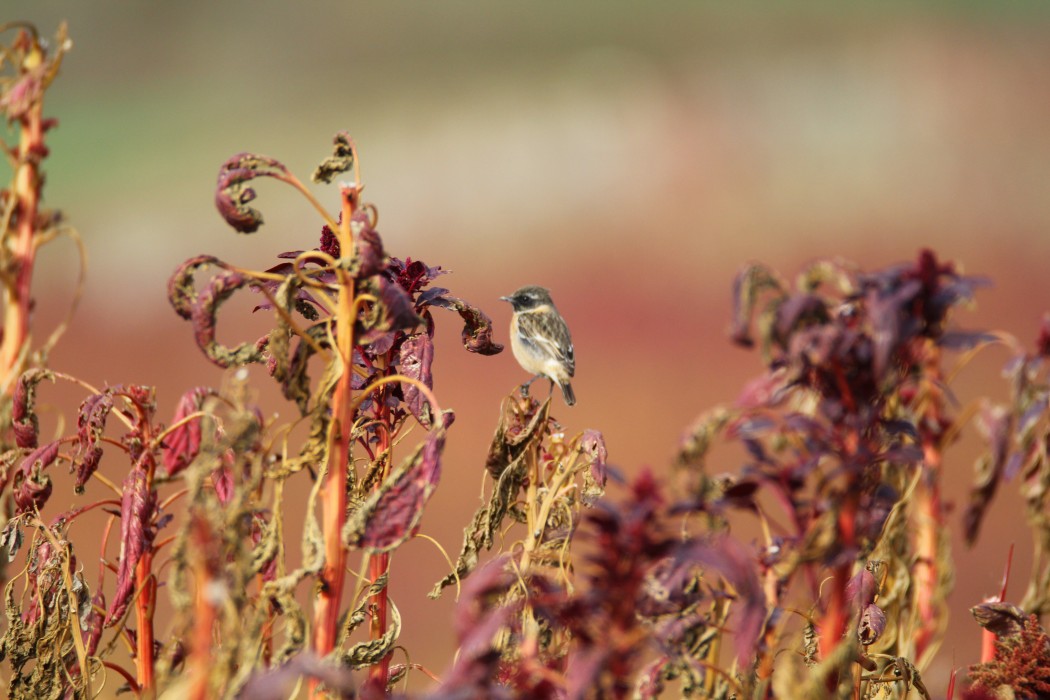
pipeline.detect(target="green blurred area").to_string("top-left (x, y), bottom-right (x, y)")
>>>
top-left (4, 2), bottom-right (1050, 696)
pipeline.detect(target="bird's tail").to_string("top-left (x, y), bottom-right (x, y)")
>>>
top-left (561, 381), bottom-right (576, 407)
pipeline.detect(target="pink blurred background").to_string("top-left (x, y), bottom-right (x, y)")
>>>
top-left (8, 3), bottom-right (1050, 696)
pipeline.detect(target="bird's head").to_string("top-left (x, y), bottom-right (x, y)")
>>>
top-left (500, 285), bottom-right (553, 312)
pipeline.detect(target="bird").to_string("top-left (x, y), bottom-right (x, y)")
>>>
top-left (500, 285), bottom-right (576, 406)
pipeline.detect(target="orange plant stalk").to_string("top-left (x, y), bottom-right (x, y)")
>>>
top-left (0, 24), bottom-right (68, 390)
top-left (311, 184), bottom-right (359, 691)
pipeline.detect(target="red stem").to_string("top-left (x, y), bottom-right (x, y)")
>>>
top-left (367, 398), bottom-right (393, 691)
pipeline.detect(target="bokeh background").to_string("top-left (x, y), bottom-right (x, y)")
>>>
top-left (7, 2), bottom-right (1050, 696)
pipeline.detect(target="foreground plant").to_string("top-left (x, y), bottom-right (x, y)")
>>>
top-left (675, 251), bottom-right (992, 697)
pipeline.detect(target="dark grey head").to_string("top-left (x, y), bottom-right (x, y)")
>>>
top-left (500, 285), bottom-right (553, 312)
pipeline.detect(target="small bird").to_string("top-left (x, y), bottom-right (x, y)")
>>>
top-left (500, 285), bottom-right (576, 406)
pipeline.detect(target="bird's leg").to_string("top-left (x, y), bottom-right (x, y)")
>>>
top-left (520, 375), bottom-right (540, 398)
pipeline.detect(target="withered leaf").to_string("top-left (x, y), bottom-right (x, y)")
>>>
top-left (12, 369), bottom-right (54, 449)
top-left (13, 442), bottom-right (59, 514)
top-left (857, 603), bottom-right (886, 646)
top-left (677, 535), bottom-right (767, 666)
top-left (215, 152), bottom-right (291, 233)
top-left (73, 391), bottom-right (113, 492)
top-left (730, 263), bottom-right (785, 347)
top-left (429, 294), bottom-right (504, 355)
top-left (311, 131), bottom-right (356, 185)
top-left (579, 428), bottom-right (608, 506)
top-left (971, 600), bottom-right (1028, 638)
top-left (167, 254), bottom-right (228, 320)
top-left (343, 414), bottom-right (452, 553)
top-left (191, 270), bottom-right (266, 368)
top-left (431, 398), bottom-right (551, 596)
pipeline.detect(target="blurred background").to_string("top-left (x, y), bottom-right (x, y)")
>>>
top-left (6, 1), bottom-right (1050, 695)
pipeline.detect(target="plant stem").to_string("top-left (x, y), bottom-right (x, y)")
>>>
top-left (0, 70), bottom-right (44, 390)
top-left (367, 397), bottom-right (393, 691)
top-left (311, 186), bottom-right (357, 697)
top-left (134, 550), bottom-right (157, 696)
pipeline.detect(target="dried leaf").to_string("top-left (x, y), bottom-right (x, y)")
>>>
top-left (579, 429), bottom-right (608, 506)
top-left (73, 391), bottom-right (113, 492)
top-left (192, 270), bottom-right (266, 368)
top-left (311, 131), bottom-right (356, 184)
top-left (730, 263), bottom-right (785, 347)
top-left (215, 152), bottom-right (291, 233)
top-left (13, 442), bottom-right (59, 514)
top-left (11, 369), bottom-right (54, 449)
top-left (857, 604), bottom-right (886, 646)
top-left (343, 414), bottom-right (452, 553)
top-left (429, 294), bottom-right (504, 355)
top-left (168, 254), bottom-right (228, 320)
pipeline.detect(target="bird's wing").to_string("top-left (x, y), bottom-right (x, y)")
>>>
top-left (517, 310), bottom-right (575, 377)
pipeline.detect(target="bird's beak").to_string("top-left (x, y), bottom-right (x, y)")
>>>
top-left (499, 296), bottom-right (511, 302)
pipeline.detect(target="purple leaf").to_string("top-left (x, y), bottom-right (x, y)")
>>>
top-left (344, 414), bottom-right (453, 553)
top-left (74, 391), bottom-right (113, 492)
top-left (162, 387), bottom-right (217, 477)
top-left (11, 369), bottom-right (53, 449)
top-left (858, 603), bottom-right (887, 646)
top-left (846, 568), bottom-right (877, 609)
top-left (399, 333), bottom-right (435, 428)
top-left (13, 441), bottom-right (59, 514)
top-left (105, 465), bottom-right (155, 626)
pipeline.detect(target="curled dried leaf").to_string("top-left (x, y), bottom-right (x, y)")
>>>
top-left (13, 441), bottom-right (59, 514)
top-left (168, 254), bottom-right (228, 320)
top-left (11, 369), bottom-right (54, 449)
top-left (192, 270), bottom-right (266, 367)
top-left (311, 131), bottom-right (356, 185)
top-left (429, 294), bottom-right (504, 355)
top-left (73, 391), bottom-right (113, 492)
top-left (215, 152), bottom-right (291, 233)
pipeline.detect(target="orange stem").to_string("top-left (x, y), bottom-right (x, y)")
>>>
top-left (134, 551), bottom-right (156, 696)
top-left (311, 186), bottom-right (358, 697)
top-left (0, 78), bottom-right (44, 387)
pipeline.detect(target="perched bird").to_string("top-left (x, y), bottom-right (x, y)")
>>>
top-left (500, 285), bottom-right (576, 406)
